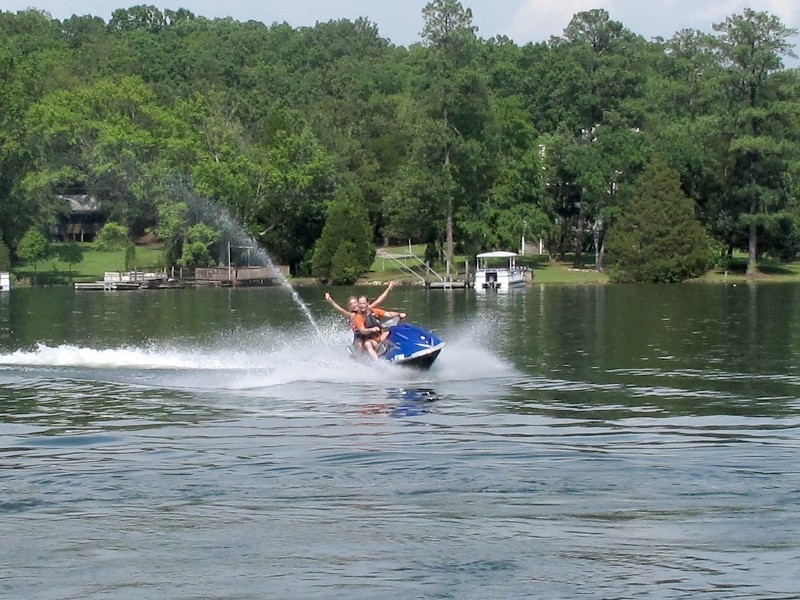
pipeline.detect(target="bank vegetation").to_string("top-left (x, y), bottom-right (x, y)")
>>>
top-left (1, 2), bottom-right (799, 284)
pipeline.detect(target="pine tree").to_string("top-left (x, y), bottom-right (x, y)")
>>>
top-left (311, 196), bottom-right (374, 284)
top-left (607, 158), bottom-right (710, 282)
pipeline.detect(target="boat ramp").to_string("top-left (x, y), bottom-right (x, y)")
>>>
top-left (375, 247), bottom-right (470, 289)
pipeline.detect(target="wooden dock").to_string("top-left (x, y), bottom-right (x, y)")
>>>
top-left (427, 280), bottom-right (470, 290)
top-left (75, 270), bottom-right (184, 291)
top-left (75, 266), bottom-right (288, 291)
top-left (75, 281), bottom-right (140, 291)
top-left (194, 266), bottom-right (285, 287)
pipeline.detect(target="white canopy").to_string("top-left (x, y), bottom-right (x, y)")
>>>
top-left (476, 251), bottom-right (517, 259)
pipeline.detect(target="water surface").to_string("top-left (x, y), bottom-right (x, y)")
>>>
top-left (1, 284), bottom-right (799, 599)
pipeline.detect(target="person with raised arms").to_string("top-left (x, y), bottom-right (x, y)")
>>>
top-left (324, 281), bottom-right (396, 355)
top-left (351, 295), bottom-right (406, 360)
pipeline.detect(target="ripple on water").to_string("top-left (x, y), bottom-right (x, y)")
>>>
top-left (2, 339), bottom-right (800, 598)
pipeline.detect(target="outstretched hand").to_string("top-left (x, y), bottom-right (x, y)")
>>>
top-left (324, 292), bottom-right (332, 301)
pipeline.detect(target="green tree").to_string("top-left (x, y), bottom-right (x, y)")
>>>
top-left (545, 9), bottom-right (650, 268)
top-left (644, 29), bottom-right (731, 254)
top-left (606, 158), bottom-right (710, 283)
top-left (0, 233), bottom-right (11, 271)
top-left (311, 193), bottom-right (374, 283)
top-left (418, 0), bottom-right (484, 277)
top-left (23, 76), bottom-right (190, 235)
top-left (248, 128), bottom-right (335, 272)
top-left (329, 241), bottom-right (361, 285)
top-left (179, 222), bottom-right (219, 267)
top-left (0, 10), bottom-right (76, 244)
top-left (711, 9), bottom-right (798, 274)
top-left (94, 221), bottom-right (129, 251)
top-left (155, 199), bottom-right (189, 268)
top-left (460, 96), bottom-right (550, 255)
top-left (174, 90), bottom-right (254, 219)
top-left (57, 241), bottom-right (85, 280)
top-left (16, 226), bottom-right (50, 284)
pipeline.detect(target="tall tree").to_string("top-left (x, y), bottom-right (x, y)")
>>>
top-left (460, 95), bottom-right (550, 255)
top-left (247, 127), bottom-right (335, 273)
top-left (712, 9), bottom-right (798, 274)
top-left (547, 9), bottom-right (649, 268)
top-left (0, 9), bottom-right (76, 244)
top-left (645, 29), bottom-right (730, 250)
top-left (419, 0), bottom-right (483, 277)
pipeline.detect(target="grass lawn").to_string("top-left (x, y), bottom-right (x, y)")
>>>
top-left (692, 256), bottom-right (800, 283)
top-left (523, 256), bottom-right (609, 284)
top-left (14, 243), bottom-right (165, 284)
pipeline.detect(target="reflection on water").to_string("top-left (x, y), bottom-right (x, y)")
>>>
top-left (381, 387), bottom-right (439, 417)
top-left (1, 285), bottom-right (800, 598)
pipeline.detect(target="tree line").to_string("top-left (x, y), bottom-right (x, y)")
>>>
top-left (1, 1), bottom-right (798, 283)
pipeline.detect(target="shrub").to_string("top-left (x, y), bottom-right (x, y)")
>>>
top-left (94, 222), bottom-right (129, 251)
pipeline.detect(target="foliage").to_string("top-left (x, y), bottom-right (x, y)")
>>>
top-left (329, 241), bottom-right (361, 284)
top-left (16, 227), bottom-right (50, 283)
top-left (57, 241), bottom-right (85, 267)
top-left (710, 9), bottom-right (799, 274)
top-left (606, 158), bottom-right (711, 282)
top-left (179, 223), bottom-right (220, 267)
top-left (0, 234), bottom-right (11, 271)
top-left (94, 222), bottom-right (129, 251)
top-left (312, 193), bottom-right (375, 283)
top-left (543, 10), bottom-right (651, 268)
top-left (125, 241), bottom-right (136, 270)
top-left (708, 238), bottom-right (731, 272)
top-left (416, 0), bottom-right (485, 275)
top-left (156, 200), bottom-right (189, 268)
top-left (0, 5), bottom-right (799, 284)
top-left (16, 227), bottom-right (50, 266)
top-left (22, 76), bottom-right (189, 235)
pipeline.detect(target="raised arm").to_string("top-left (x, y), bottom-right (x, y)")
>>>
top-left (324, 292), bottom-right (351, 318)
top-left (369, 280), bottom-right (395, 309)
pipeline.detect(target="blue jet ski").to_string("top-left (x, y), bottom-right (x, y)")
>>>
top-left (374, 319), bottom-right (445, 369)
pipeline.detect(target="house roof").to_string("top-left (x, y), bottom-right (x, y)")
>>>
top-left (58, 194), bottom-right (102, 214)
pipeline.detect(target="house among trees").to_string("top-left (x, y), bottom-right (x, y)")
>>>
top-left (56, 195), bottom-right (105, 242)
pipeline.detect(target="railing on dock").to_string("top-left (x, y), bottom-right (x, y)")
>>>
top-left (375, 243), bottom-right (447, 286)
top-left (194, 265), bottom-right (287, 286)
top-left (375, 243), bottom-right (470, 289)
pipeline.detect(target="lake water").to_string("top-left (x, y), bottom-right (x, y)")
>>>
top-left (1, 283), bottom-right (799, 599)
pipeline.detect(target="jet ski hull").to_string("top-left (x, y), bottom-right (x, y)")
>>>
top-left (377, 323), bottom-right (445, 370)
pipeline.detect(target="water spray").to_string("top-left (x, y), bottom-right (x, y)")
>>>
top-left (172, 182), bottom-right (322, 336)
